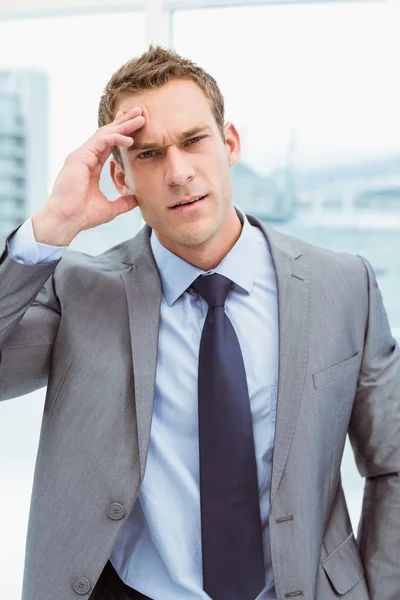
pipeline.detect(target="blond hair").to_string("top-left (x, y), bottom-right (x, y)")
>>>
top-left (98, 44), bottom-right (225, 165)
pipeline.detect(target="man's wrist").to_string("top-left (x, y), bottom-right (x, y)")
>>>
top-left (31, 209), bottom-right (81, 247)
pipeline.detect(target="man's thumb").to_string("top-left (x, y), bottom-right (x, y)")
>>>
top-left (111, 194), bottom-right (139, 217)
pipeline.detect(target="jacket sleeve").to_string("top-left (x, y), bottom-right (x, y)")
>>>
top-left (0, 225), bottom-right (63, 400)
top-left (349, 255), bottom-right (400, 600)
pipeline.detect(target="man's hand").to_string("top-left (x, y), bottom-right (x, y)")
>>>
top-left (31, 107), bottom-right (145, 246)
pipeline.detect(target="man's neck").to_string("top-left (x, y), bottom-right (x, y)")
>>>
top-left (155, 210), bottom-right (243, 271)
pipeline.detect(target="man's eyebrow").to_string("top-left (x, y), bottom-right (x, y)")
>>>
top-left (128, 126), bottom-right (212, 151)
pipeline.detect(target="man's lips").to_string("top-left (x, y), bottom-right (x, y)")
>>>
top-left (169, 195), bottom-right (208, 210)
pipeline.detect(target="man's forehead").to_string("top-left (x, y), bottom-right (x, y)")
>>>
top-left (116, 80), bottom-right (207, 113)
top-left (115, 84), bottom-right (217, 148)
top-left (116, 96), bottom-right (212, 132)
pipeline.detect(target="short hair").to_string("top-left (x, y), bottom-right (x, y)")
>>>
top-left (98, 44), bottom-right (225, 165)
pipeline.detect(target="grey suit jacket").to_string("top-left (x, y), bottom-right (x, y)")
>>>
top-left (0, 213), bottom-right (399, 600)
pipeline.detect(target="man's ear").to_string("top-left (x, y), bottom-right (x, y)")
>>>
top-left (110, 158), bottom-right (134, 197)
top-left (223, 122), bottom-right (241, 168)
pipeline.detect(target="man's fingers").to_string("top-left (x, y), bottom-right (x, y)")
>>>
top-left (95, 116), bottom-right (145, 167)
top-left (101, 113), bottom-right (145, 148)
top-left (91, 131), bottom-right (136, 161)
top-left (72, 109), bottom-right (145, 169)
top-left (94, 133), bottom-right (134, 168)
top-left (108, 132), bottom-right (136, 147)
top-left (113, 106), bottom-right (143, 124)
top-left (117, 115), bottom-right (145, 137)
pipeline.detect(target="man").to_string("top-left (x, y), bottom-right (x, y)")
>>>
top-left (0, 44), bottom-right (399, 600)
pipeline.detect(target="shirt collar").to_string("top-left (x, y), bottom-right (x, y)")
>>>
top-left (150, 207), bottom-right (257, 306)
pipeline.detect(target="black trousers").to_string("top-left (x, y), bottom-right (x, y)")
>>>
top-left (90, 560), bottom-right (152, 600)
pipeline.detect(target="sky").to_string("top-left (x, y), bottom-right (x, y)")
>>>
top-left (0, 0), bottom-right (400, 188)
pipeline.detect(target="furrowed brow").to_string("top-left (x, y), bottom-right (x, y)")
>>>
top-left (128, 125), bottom-right (212, 152)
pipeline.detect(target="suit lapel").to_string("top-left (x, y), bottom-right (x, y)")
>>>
top-left (120, 215), bottom-right (311, 499)
top-left (120, 226), bottom-right (162, 481)
top-left (247, 215), bottom-right (311, 500)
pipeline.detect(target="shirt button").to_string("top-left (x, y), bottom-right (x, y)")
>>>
top-left (107, 502), bottom-right (125, 520)
top-left (73, 577), bottom-right (91, 595)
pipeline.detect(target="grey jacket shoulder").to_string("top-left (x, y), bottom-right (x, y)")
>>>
top-left (47, 216), bottom-right (374, 305)
top-left (54, 222), bottom-right (154, 274)
top-left (247, 213), bottom-right (371, 289)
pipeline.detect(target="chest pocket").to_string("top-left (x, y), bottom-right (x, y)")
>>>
top-left (313, 352), bottom-right (361, 390)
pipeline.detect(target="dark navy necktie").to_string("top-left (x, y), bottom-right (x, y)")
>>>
top-left (191, 273), bottom-right (265, 600)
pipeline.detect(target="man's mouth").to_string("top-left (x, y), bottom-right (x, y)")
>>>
top-left (170, 195), bottom-right (207, 209)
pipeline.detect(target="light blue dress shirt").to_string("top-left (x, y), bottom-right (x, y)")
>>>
top-left (8, 208), bottom-right (278, 600)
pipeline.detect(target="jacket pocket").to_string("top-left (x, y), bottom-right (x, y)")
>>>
top-left (313, 352), bottom-right (361, 390)
top-left (321, 532), bottom-right (365, 595)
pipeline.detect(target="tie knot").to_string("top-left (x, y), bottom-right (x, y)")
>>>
top-left (190, 273), bottom-right (233, 308)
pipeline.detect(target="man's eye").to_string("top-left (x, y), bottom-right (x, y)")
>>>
top-left (186, 136), bottom-right (202, 145)
top-left (137, 136), bottom-right (203, 160)
top-left (138, 150), bottom-right (156, 160)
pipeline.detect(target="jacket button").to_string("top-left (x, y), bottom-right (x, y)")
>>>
top-left (73, 577), bottom-right (91, 595)
top-left (276, 514), bottom-right (294, 524)
top-left (107, 502), bottom-right (125, 520)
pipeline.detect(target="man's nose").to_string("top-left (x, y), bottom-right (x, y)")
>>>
top-left (164, 148), bottom-right (195, 186)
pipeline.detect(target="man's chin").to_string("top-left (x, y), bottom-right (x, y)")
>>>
top-left (155, 224), bottom-right (216, 250)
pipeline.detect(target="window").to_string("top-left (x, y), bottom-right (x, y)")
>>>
top-left (173, 0), bottom-right (400, 537)
top-left (0, 10), bottom-right (145, 598)
top-left (173, 1), bottom-right (400, 331)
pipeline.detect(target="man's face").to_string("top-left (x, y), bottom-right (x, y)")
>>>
top-left (111, 78), bottom-right (241, 254)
